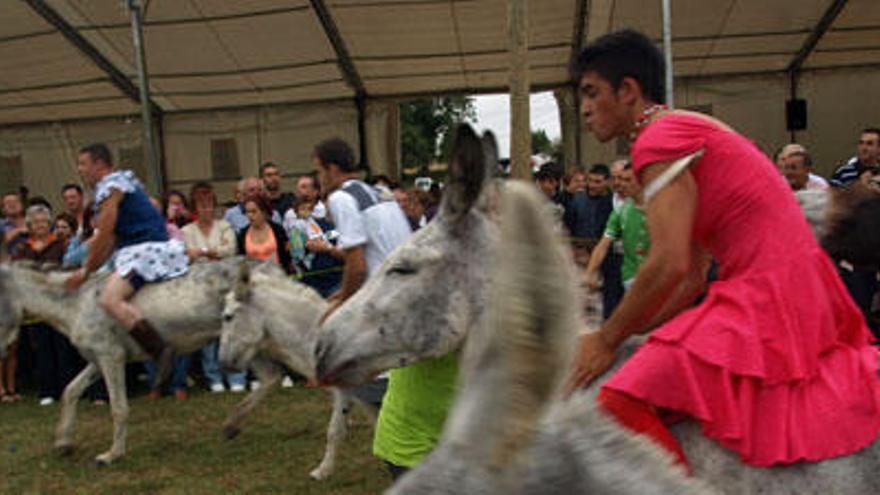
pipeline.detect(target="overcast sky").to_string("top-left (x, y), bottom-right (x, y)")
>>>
top-left (470, 91), bottom-right (561, 159)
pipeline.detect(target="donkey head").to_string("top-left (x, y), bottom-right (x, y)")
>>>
top-left (218, 261), bottom-right (267, 372)
top-left (316, 124), bottom-right (499, 386)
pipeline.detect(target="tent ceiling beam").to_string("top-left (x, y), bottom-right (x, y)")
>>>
top-left (786, 0), bottom-right (849, 75)
top-left (309, 0), bottom-right (366, 97)
top-left (23, 0), bottom-right (163, 116)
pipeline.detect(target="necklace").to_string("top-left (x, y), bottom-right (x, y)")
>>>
top-left (629, 104), bottom-right (668, 142)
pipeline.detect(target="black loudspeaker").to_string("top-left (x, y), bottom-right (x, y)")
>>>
top-left (786, 99), bottom-right (807, 131)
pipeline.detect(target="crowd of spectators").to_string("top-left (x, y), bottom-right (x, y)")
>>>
top-left (0, 142), bottom-right (446, 406)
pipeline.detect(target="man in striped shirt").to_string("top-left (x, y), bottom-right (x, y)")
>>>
top-left (830, 128), bottom-right (880, 188)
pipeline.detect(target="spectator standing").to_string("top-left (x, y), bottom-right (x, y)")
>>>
top-left (830, 128), bottom-right (880, 188)
top-left (237, 194), bottom-right (292, 273)
top-left (261, 162), bottom-right (296, 220)
top-left (224, 177), bottom-right (282, 233)
top-left (294, 173), bottom-right (326, 220)
top-left (2, 191), bottom-right (27, 256)
top-left (778, 144), bottom-right (828, 190)
top-left (11, 205), bottom-right (75, 406)
top-left (181, 182), bottom-right (246, 393)
top-left (61, 184), bottom-right (86, 235)
top-left (783, 150), bottom-right (827, 191)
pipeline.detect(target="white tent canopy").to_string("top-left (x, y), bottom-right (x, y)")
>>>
top-left (0, 0), bottom-right (878, 201)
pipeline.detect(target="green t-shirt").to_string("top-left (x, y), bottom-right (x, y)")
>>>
top-left (373, 352), bottom-right (459, 467)
top-left (604, 200), bottom-right (650, 282)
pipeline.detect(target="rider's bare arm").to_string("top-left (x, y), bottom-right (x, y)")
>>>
top-left (337, 245), bottom-right (367, 302)
top-left (597, 161), bottom-right (699, 350)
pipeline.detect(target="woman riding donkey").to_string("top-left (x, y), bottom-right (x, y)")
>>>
top-left (65, 143), bottom-right (186, 387)
top-left (568, 30), bottom-right (880, 470)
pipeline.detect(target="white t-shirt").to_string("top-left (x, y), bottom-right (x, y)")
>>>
top-left (328, 180), bottom-right (412, 276)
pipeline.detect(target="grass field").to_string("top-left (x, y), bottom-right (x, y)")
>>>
top-left (0, 387), bottom-right (390, 494)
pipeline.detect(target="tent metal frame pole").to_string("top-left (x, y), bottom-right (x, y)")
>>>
top-left (570, 0), bottom-right (589, 167)
top-left (509, 0), bottom-right (530, 180)
top-left (785, 0), bottom-right (848, 143)
top-left (661, 0), bottom-right (675, 108)
top-left (309, 0), bottom-right (370, 169)
top-left (127, 0), bottom-right (163, 194)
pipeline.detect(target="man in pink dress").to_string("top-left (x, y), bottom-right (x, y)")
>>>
top-left (566, 29), bottom-right (880, 469)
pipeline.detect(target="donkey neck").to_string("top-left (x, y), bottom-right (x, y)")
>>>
top-left (11, 266), bottom-right (81, 338)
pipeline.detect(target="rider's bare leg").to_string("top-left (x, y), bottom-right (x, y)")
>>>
top-left (99, 273), bottom-right (175, 387)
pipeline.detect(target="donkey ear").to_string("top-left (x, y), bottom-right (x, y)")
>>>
top-left (234, 260), bottom-right (251, 301)
top-left (481, 130), bottom-right (499, 175)
top-left (441, 124), bottom-right (489, 220)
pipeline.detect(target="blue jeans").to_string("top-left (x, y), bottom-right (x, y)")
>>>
top-left (144, 354), bottom-right (191, 393)
top-left (201, 340), bottom-right (246, 387)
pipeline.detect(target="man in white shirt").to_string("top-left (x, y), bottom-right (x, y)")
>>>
top-left (777, 143), bottom-right (828, 190)
top-left (313, 138), bottom-right (412, 317)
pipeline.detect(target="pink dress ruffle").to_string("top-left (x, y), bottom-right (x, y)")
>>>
top-left (604, 113), bottom-right (880, 467)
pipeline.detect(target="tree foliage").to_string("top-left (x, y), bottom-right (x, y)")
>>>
top-left (400, 96), bottom-right (477, 170)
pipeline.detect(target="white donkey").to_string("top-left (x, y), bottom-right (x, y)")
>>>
top-left (0, 258), bottom-right (306, 465)
top-left (218, 263), bottom-right (377, 480)
top-left (312, 124), bottom-right (880, 492)
top-left (390, 180), bottom-right (711, 494)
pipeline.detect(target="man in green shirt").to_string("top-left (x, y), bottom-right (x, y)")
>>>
top-left (584, 169), bottom-right (649, 293)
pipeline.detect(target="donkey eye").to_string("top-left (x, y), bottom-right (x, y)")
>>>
top-left (387, 264), bottom-right (417, 276)
top-left (222, 313), bottom-right (235, 322)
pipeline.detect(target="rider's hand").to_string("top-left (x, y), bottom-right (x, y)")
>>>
top-left (64, 268), bottom-right (88, 292)
top-left (565, 331), bottom-right (616, 397)
top-left (584, 272), bottom-right (602, 291)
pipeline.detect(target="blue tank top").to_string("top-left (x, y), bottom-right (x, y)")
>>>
top-left (94, 171), bottom-right (168, 249)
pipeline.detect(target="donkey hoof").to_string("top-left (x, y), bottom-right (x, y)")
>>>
top-left (309, 467), bottom-right (328, 481)
top-left (223, 425), bottom-right (241, 440)
top-left (94, 453), bottom-right (115, 466)
top-left (55, 444), bottom-right (74, 457)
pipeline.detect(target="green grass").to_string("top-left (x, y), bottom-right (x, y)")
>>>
top-left (0, 387), bottom-right (390, 494)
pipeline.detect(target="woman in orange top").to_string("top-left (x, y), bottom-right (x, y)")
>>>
top-left (236, 194), bottom-right (293, 274)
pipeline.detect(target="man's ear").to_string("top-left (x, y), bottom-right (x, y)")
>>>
top-left (616, 76), bottom-right (641, 106)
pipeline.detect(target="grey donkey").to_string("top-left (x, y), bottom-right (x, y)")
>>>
top-left (315, 123), bottom-right (880, 493)
top-left (0, 258), bottom-right (309, 465)
top-left (218, 263), bottom-right (379, 480)
top-left (389, 180), bottom-right (711, 494)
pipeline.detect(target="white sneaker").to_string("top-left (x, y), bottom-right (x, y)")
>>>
top-left (209, 383), bottom-right (226, 393)
top-left (250, 380), bottom-right (261, 391)
top-left (281, 376), bottom-right (294, 389)
top-left (229, 383), bottom-right (246, 393)
top-left (39, 397), bottom-right (55, 406)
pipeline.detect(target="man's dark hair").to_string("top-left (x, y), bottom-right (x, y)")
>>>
top-left (260, 162), bottom-right (279, 177)
top-left (535, 162), bottom-right (563, 181)
top-left (78, 143), bottom-right (114, 166)
top-left (61, 183), bottom-right (83, 196)
top-left (298, 172), bottom-right (321, 193)
top-left (55, 212), bottom-right (79, 234)
top-left (588, 163), bottom-right (611, 178)
top-left (861, 128), bottom-right (880, 139)
top-left (313, 138), bottom-right (358, 173)
top-left (574, 29), bottom-right (666, 104)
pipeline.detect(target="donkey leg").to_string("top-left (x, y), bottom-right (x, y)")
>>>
top-left (54, 362), bottom-right (100, 455)
top-left (94, 356), bottom-right (129, 465)
top-left (310, 388), bottom-right (353, 480)
top-left (222, 358), bottom-right (281, 440)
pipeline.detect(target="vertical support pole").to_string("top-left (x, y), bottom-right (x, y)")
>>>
top-left (788, 71), bottom-right (798, 143)
top-left (355, 92), bottom-right (369, 177)
top-left (127, 0), bottom-right (162, 193)
top-left (661, 0), bottom-right (675, 108)
top-left (509, 0), bottom-right (530, 180)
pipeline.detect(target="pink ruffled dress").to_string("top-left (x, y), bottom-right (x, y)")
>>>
top-left (604, 113), bottom-right (880, 466)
